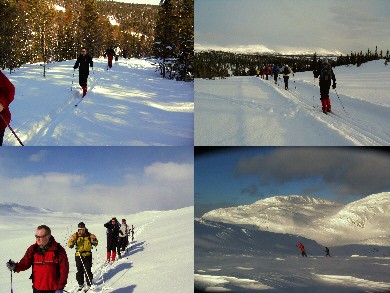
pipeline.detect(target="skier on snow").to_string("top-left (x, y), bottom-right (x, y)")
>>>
top-left (282, 64), bottom-right (294, 90)
top-left (104, 217), bottom-right (120, 262)
top-left (259, 65), bottom-right (264, 79)
top-left (325, 246), bottom-right (331, 257)
top-left (313, 58), bottom-right (336, 113)
top-left (105, 48), bottom-right (115, 69)
top-left (117, 219), bottom-right (130, 258)
top-left (296, 242), bottom-right (307, 257)
top-left (68, 222), bottom-right (98, 292)
top-left (73, 47), bottom-right (93, 97)
top-left (131, 224), bottom-right (135, 242)
top-left (0, 70), bottom-right (15, 145)
top-left (6, 225), bottom-right (69, 293)
top-left (264, 65), bottom-right (271, 80)
top-left (271, 64), bottom-right (279, 85)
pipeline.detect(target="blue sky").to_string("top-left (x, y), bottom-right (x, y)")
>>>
top-left (195, 147), bottom-right (390, 217)
top-left (195, 0), bottom-right (390, 55)
top-left (0, 147), bottom-right (193, 214)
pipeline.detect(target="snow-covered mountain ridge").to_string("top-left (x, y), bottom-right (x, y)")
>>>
top-left (202, 193), bottom-right (390, 246)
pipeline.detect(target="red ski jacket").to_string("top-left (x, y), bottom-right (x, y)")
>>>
top-left (297, 243), bottom-right (305, 252)
top-left (15, 236), bottom-right (69, 291)
top-left (0, 71), bottom-right (15, 131)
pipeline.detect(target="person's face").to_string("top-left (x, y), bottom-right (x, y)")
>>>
top-left (111, 220), bottom-right (116, 225)
top-left (78, 228), bottom-right (86, 235)
top-left (35, 229), bottom-right (50, 246)
top-left (81, 49), bottom-right (87, 55)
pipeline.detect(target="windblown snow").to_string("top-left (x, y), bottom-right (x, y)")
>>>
top-left (0, 204), bottom-right (194, 292)
top-left (195, 59), bottom-right (390, 146)
top-left (196, 193), bottom-right (390, 292)
top-left (3, 57), bottom-right (193, 146)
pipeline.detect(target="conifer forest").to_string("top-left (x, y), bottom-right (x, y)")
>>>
top-left (0, 0), bottom-right (194, 78)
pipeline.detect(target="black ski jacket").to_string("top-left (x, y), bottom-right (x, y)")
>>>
top-left (74, 54), bottom-right (93, 74)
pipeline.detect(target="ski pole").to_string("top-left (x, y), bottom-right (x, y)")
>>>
top-left (312, 77), bottom-right (316, 107)
top-left (71, 70), bottom-right (75, 91)
top-left (11, 270), bottom-right (13, 293)
top-left (0, 114), bottom-right (24, 146)
top-left (334, 88), bottom-right (348, 117)
top-left (79, 255), bottom-right (93, 288)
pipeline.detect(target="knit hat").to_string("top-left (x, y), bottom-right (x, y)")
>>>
top-left (78, 222), bottom-right (86, 228)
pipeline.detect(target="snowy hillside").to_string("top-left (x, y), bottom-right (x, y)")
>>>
top-left (195, 59), bottom-right (390, 146)
top-left (195, 218), bottom-right (390, 292)
top-left (3, 57), bottom-right (193, 146)
top-left (202, 193), bottom-right (390, 246)
top-left (0, 204), bottom-right (194, 293)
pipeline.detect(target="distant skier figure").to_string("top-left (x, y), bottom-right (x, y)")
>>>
top-left (264, 65), bottom-right (271, 80)
top-left (325, 247), bottom-right (331, 257)
top-left (297, 242), bottom-right (307, 257)
top-left (131, 224), bottom-right (135, 242)
top-left (117, 219), bottom-right (129, 258)
top-left (73, 47), bottom-right (93, 97)
top-left (259, 65), bottom-right (264, 79)
top-left (282, 64), bottom-right (294, 90)
top-left (314, 58), bottom-right (336, 113)
top-left (0, 70), bottom-right (15, 145)
top-left (271, 64), bottom-right (279, 85)
top-left (106, 48), bottom-right (115, 69)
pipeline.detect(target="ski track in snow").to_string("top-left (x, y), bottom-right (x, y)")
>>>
top-left (195, 61), bottom-right (390, 146)
top-left (4, 58), bottom-right (194, 146)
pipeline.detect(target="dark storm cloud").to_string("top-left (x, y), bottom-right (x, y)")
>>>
top-left (236, 148), bottom-right (390, 197)
top-left (241, 184), bottom-right (264, 198)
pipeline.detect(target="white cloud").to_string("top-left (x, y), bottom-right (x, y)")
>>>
top-left (144, 162), bottom-right (193, 182)
top-left (29, 150), bottom-right (49, 163)
top-left (0, 162), bottom-right (194, 214)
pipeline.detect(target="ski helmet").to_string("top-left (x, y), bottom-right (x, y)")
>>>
top-left (78, 222), bottom-right (86, 228)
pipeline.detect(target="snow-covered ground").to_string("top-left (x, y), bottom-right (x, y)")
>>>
top-left (0, 204), bottom-right (194, 292)
top-left (195, 59), bottom-right (390, 146)
top-left (195, 194), bottom-right (390, 292)
top-left (3, 57), bottom-right (193, 146)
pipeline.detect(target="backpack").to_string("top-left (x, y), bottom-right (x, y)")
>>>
top-left (320, 63), bottom-right (332, 81)
top-left (283, 66), bottom-right (289, 75)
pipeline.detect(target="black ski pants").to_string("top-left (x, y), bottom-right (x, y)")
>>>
top-left (107, 237), bottom-right (118, 253)
top-left (320, 80), bottom-right (331, 100)
top-left (76, 255), bottom-right (93, 286)
top-left (283, 76), bottom-right (289, 89)
top-left (117, 237), bottom-right (128, 253)
top-left (79, 72), bottom-right (89, 87)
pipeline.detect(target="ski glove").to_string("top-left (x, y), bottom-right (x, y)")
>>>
top-left (332, 83), bottom-right (336, 89)
top-left (6, 260), bottom-right (16, 271)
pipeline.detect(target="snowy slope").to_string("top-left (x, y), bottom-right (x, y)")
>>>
top-left (3, 58), bottom-right (193, 146)
top-left (195, 219), bottom-right (390, 293)
top-left (202, 193), bottom-right (390, 246)
top-left (0, 204), bottom-right (194, 293)
top-left (195, 59), bottom-right (390, 146)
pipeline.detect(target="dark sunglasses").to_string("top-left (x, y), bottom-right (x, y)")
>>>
top-left (35, 235), bottom-right (48, 239)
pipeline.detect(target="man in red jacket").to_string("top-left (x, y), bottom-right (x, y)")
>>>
top-left (0, 70), bottom-right (15, 145)
top-left (296, 242), bottom-right (307, 257)
top-left (7, 225), bottom-right (69, 293)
